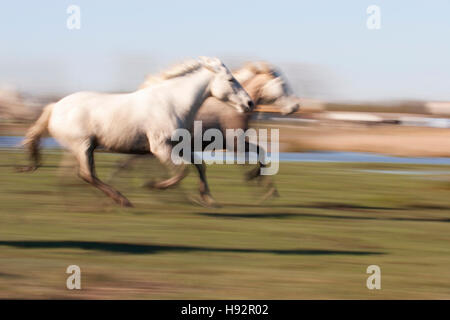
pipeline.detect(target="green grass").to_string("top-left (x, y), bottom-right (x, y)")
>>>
top-left (0, 150), bottom-right (449, 299)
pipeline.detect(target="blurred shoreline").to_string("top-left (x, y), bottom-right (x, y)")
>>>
top-left (2, 122), bottom-right (449, 158)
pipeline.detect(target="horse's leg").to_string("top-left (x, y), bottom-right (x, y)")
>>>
top-left (244, 140), bottom-right (266, 180)
top-left (146, 142), bottom-right (188, 190)
top-left (224, 136), bottom-right (262, 180)
top-left (243, 140), bottom-right (280, 200)
top-left (57, 151), bottom-right (77, 180)
top-left (75, 140), bottom-right (133, 207)
top-left (107, 154), bottom-right (145, 183)
top-left (144, 165), bottom-right (188, 189)
top-left (191, 154), bottom-right (218, 207)
top-left (148, 142), bottom-right (217, 206)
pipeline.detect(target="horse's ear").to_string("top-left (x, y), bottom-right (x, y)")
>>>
top-left (198, 56), bottom-right (210, 63)
top-left (199, 56), bottom-right (216, 65)
top-left (251, 61), bottom-right (272, 74)
top-left (199, 56), bottom-right (220, 73)
top-left (244, 62), bottom-right (258, 73)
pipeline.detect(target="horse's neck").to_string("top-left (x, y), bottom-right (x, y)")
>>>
top-left (233, 68), bottom-right (255, 85)
top-left (242, 74), bottom-right (268, 102)
top-left (167, 68), bottom-right (213, 124)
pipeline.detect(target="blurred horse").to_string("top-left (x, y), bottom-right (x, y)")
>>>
top-left (20, 57), bottom-right (253, 207)
top-left (113, 61), bottom-right (300, 200)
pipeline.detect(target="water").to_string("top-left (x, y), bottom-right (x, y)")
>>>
top-left (0, 136), bottom-right (59, 149)
top-left (278, 152), bottom-right (450, 165)
top-left (358, 169), bottom-right (450, 175)
top-left (1, 136), bottom-right (450, 165)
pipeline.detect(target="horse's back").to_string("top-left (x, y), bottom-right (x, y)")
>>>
top-left (55, 91), bottom-right (133, 111)
top-left (49, 91), bottom-right (143, 148)
top-left (196, 97), bottom-right (248, 133)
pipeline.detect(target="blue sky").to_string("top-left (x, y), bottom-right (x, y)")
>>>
top-left (1, 0), bottom-right (450, 100)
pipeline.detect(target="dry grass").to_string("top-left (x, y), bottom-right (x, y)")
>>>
top-left (275, 124), bottom-right (450, 157)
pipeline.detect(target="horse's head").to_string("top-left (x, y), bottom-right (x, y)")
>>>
top-left (199, 56), bottom-right (253, 113)
top-left (259, 76), bottom-right (300, 115)
top-left (240, 62), bottom-right (300, 115)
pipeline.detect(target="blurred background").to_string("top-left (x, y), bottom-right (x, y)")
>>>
top-left (1, 0), bottom-right (450, 155)
top-left (0, 0), bottom-right (449, 299)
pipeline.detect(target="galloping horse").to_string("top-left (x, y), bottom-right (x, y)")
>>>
top-left (195, 61), bottom-right (300, 188)
top-left (20, 57), bottom-right (253, 207)
top-left (114, 61), bottom-right (300, 200)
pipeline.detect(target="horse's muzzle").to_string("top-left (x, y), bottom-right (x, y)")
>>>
top-left (245, 100), bottom-right (254, 112)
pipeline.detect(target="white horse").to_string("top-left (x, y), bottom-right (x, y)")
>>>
top-left (21, 57), bottom-right (253, 207)
top-left (133, 61), bottom-right (300, 200)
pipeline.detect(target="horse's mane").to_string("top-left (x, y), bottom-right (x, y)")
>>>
top-left (140, 59), bottom-right (281, 90)
top-left (140, 59), bottom-right (202, 88)
top-left (160, 59), bottom-right (202, 79)
top-left (242, 61), bottom-right (281, 78)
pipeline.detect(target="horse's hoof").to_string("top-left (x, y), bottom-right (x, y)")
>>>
top-left (120, 199), bottom-right (134, 207)
top-left (143, 180), bottom-right (173, 190)
top-left (272, 188), bottom-right (280, 198)
top-left (142, 180), bottom-right (156, 189)
top-left (189, 195), bottom-right (221, 208)
top-left (202, 194), bottom-right (222, 208)
top-left (15, 165), bottom-right (38, 173)
top-left (258, 187), bottom-right (280, 204)
top-left (245, 169), bottom-right (260, 181)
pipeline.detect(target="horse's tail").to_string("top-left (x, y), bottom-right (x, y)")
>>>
top-left (20, 103), bottom-right (55, 172)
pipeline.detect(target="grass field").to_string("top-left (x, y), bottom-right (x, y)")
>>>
top-left (0, 150), bottom-right (449, 299)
